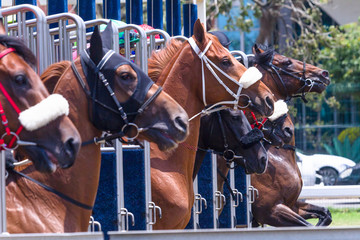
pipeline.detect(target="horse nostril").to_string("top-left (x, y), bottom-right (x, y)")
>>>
top-left (63, 138), bottom-right (79, 167)
top-left (284, 127), bottom-right (293, 138)
top-left (321, 70), bottom-right (329, 79)
top-left (265, 96), bottom-right (274, 113)
top-left (175, 116), bottom-right (188, 134)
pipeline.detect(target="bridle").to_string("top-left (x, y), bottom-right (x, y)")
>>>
top-left (0, 47), bottom-right (68, 150)
top-left (213, 111), bottom-right (246, 169)
top-left (187, 37), bottom-right (262, 121)
top-left (262, 52), bottom-right (314, 103)
top-left (72, 49), bottom-right (162, 145)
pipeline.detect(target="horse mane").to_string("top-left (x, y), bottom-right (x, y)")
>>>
top-left (0, 35), bottom-right (36, 67)
top-left (148, 39), bottom-right (184, 83)
top-left (254, 44), bottom-right (275, 65)
top-left (41, 61), bottom-right (71, 93)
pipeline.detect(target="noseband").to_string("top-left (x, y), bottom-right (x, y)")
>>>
top-left (264, 53), bottom-right (314, 103)
top-left (187, 37), bottom-right (263, 121)
top-left (0, 48), bottom-right (69, 150)
top-left (73, 49), bottom-right (162, 143)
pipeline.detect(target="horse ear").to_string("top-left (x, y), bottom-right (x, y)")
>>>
top-left (89, 25), bottom-right (103, 65)
top-left (193, 19), bottom-right (206, 44)
top-left (252, 43), bottom-right (263, 54)
top-left (101, 20), bottom-right (113, 50)
top-left (0, 19), bottom-right (6, 35)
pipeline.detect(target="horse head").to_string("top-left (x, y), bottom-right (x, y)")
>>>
top-left (0, 20), bottom-right (81, 173)
top-left (262, 100), bottom-right (294, 147)
top-left (81, 22), bottom-right (188, 151)
top-left (189, 20), bottom-right (275, 117)
top-left (253, 44), bottom-right (330, 101)
top-left (199, 108), bottom-right (268, 174)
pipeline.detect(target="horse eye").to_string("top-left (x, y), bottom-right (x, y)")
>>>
top-left (221, 59), bottom-right (232, 68)
top-left (283, 59), bottom-right (292, 66)
top-left (120, 73), bottom-right (132, 81)
top-left (13, 74), bottom-right (28, 86)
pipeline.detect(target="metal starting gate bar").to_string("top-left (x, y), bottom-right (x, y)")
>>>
top-left (0, 4), bottom-right (47, 74)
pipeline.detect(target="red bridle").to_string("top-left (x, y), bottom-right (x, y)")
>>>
top-left (244, 110), bottom-right (268, 130)
top-left (0, 47), bottom-right (24, 150)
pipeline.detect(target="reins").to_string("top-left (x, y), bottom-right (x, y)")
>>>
top-left (8, 166), bottom-right (93, 210)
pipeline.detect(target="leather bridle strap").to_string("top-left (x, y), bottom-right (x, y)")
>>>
top-left (10, 168), bottom-right (93, 210)
top-left (0, 48), bottom-right (24, 149)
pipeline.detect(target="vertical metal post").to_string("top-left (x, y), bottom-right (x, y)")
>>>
top-left (196, 0), bottom-right (206, 29)
top-left (193, 176), bottom-right (199, 229)
top-left (115, 140), bottom-right (125, 231)
top-left (212, 153), bottom-right (225, 229)
top-left (165, 0), bottom-right (181, 36)
top-left (0, 151), bottom-right (6, 233)
top-left (183, 2), bottom-right (197, 37)
top-left (229, 166), bottom-right (236, 228)
top-left (246, 174), bottom-right (252, 228)
top-left (144, 141), bottom-right (153, 230)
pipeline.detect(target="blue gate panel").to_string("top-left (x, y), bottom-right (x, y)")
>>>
top-left (165, 0), bottom-right (181, 36)
top-left (126, 0), bottom-right (143, 25)
top-left (183, 3), bottom-right (197, 37)
top-left (103, 0), bottom-right (121, 20)
top-left (196, 152), bottom-right (214, 229)
top-left (235, 167), bottom-right (247, 226)
top-left (78, 0), bottom-right (96, 21)
top-left (147, 0), bottom-right (163, 29)
top-left (93, 152), bottom-right (117, 240)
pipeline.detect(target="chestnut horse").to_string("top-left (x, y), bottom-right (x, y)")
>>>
top-left (0, 20), bottom-right (80, 173)
top-left (148, 20), bottom-right (276, 229)
top-left (208, 44), bottom-right (331, 227)
top-left (6, 23), bottom-right (189, 233)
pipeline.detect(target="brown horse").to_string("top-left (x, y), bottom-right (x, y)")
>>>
top-left (148, 20), bottom-right (276, 229)
top-left (251, 113), bottom-right (332, 227)
top-left (0, 20), bottom-right (80, 173)
top-left (212, 44), bottom-right (331, 227)
top-left (6, 23), bottom-right (189, 233)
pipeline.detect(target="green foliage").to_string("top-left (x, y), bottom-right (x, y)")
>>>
top-left (338, 127), bottom-right (360, 144)
top-left (323, 136), bottom-right (360, 163)
top-left (319, 20), bottom-right (360, 98)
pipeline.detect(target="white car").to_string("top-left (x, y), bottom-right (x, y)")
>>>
top-left (296, 151), bottom-right (356, 186)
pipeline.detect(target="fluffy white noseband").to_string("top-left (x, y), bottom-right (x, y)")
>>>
top-left (18, 94), bottom-right (69, 131)
top-left (239, 67), bottom-right (263, 89)
top-left (268, 100), bottom-right (288, 121)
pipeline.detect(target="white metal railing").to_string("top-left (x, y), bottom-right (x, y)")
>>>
top-left (299, 185), bottom-right (360, 199)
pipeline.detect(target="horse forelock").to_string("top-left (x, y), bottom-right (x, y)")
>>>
top-left (148, 39), bottom-right (184, 84)
top-left (0, 35), bottom-right (37, 67)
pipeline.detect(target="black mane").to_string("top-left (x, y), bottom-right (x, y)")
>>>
top-left (254, 45), bottom-right (275, 65)
top-left (0, 34), bottom-right (37, 67)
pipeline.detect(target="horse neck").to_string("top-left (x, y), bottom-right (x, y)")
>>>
top-left (6, 60), bottom-right (102, 232)
top-left (151, 45), bottom-right (204, 178)
top-left (52, 59), bottom-right (103, 189)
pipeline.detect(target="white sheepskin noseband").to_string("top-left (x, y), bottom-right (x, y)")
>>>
top-left (18, 94), bottom-right (69, 131)
top-left (239, 67), bottom-right (262, 89)
top-left (268, 100), bottom-right (288, 122)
